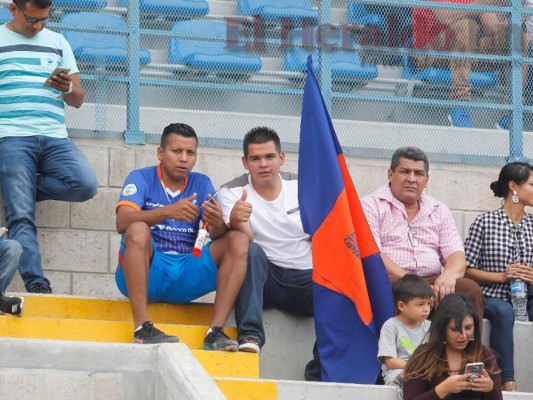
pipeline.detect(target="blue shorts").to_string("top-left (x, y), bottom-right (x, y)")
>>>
top-left (115, 238), bottom-right (217, 304)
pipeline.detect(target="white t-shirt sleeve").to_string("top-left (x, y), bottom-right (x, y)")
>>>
top-left (218, 186), bottom-right (241, 224)
top-left (378, 318), bottom-right (399, 362)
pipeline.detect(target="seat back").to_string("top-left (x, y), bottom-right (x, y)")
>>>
top-left (0, 7), bottom-right (11, 23)
top-left (61, 12), bottom-right (151, 65)
top-left (54, 0), bottom-right (107, 8)
top-left (238, 0), bottom-right (312, 15)
top-left (170, 20), bottom-right (227, 62)
top-left (118, 0), bottom-right (208, 15)
top-left (237, 0), bottom-right (317, 23)
top-left (170, 19), bottom-right (261, 73)
top-left (284, 28), bottom-right (377, 79)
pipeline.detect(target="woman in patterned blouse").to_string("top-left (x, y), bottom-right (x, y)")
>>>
top-left (464, 162), bottom-right (533, 392)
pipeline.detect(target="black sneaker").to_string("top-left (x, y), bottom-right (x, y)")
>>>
top-left (0, 294), bottom-right (24, 317)
top-left (238, 336), bottom-right (261, 354)
top-left (133, 321), bottom-right (179, 344)
top-left (203, 326), bottom-right (238, 352)
top-left (28, 284), bottom-right (52, 294)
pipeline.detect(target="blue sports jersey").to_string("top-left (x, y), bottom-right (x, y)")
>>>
top-left (116, 165), bottom-right (215, 254)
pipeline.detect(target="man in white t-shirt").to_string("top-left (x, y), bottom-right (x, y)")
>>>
top-left (218, 127), bottom-right (320, 379)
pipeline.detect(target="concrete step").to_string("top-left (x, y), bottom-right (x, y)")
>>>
top-left (0, 314), bottom-right (233, 348)
top-left (0, 315), bottom-right (258, 379)
top-left (20, 294), bottom-right (214, 325)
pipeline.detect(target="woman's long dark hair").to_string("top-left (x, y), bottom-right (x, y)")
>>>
top-left (404, 294), bottom-right (488, 382)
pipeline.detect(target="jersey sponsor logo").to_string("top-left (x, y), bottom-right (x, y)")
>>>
top-left (287, 206), bottom-right (300, 215)
top-left (122, 184), bottom-right (137, 196)
top-left (152, 225), bottom-right (195, 233)
top-left (146, 201), bottom-right (164, 208)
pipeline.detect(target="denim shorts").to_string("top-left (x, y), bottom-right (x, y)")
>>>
top-left (115, 239), bottom-right (217, 304)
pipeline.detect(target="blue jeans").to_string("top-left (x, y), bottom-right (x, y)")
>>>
top-left (0, 136), bottom-right (98, 290)
top-left (235, 242), bottom-right (320, 380)
top-left (484, 297), bottom-right (515, 383)
top-left (0, 239), bottom-right (22, 293)
top-left (235, 242), bottom-right (314, 346)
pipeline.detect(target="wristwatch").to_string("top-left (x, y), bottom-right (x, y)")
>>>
top-left (64, 82), bottom-right (74, 94)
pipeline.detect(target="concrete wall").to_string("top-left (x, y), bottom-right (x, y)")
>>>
top-left (3, 138), bottom-right (502, 296)
top-left (0, 339), bottom-right (225, 400)
top-left (256, 310), bottom-right (533, 393)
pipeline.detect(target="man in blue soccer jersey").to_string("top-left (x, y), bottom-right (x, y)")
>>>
top-left (115, 123), bottom-right (249, 349)
top-left (0, 0), bottom-right (98, 294)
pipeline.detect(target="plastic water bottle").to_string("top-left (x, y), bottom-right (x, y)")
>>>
top-left (192, 223), bottom-right (208, 258)
top-left (510, 279), bottom-right (528, 322)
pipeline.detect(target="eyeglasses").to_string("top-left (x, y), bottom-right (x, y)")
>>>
top-left (408, 226), bottom-right (419, 248)
top-left (16, 4), bottom-right (50, 24)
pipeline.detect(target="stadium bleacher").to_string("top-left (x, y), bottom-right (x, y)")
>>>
top-left (60, 12), bottom-right (151, 67)
top-left (401, 38), bottom-right (497, 93)
top-left (118, 0), bottom-right (209, 16)
top-left (2, 1), bottom-right (533, 397)
top-left (169, 19), bottom-right (262, 76)
top-left (0, 5), bottom-right (10, 22)
top-left (237, 0), bottom-right (318, 24)
top-left (54, 0), bottom-right (107, 8)
top-left (283, 27), bottom-right (378, 84)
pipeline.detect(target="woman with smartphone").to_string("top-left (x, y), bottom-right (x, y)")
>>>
top-left (403, 294), bottom-right (502, 400)
top-left (464, 162), bottom-right (533, 392)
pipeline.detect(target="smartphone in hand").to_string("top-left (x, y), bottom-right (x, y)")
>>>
top-left (464, 362), bottom-right (484, 381)
top-left (43, 67), bottom-right (71, 87)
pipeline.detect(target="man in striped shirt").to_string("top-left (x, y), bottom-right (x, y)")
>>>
top-left (0, 0), bottom-right (98, 294)
top-left (361, 147), bottom-right (484, 320)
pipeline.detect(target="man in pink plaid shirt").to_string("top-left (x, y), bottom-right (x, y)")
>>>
top-left (361, 147), bottom-right (483, 319)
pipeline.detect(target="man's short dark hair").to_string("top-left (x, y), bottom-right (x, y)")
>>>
top-left (13, 0), bottom-right (52, 9)
top-left (393, 273), bottom-right (434, 313)
top-left (243, 126), bottom-right (281, 158)
top-left (160, 123), bottom-right (198, 148)
top-left (390, 147), bottom-right (429, 173)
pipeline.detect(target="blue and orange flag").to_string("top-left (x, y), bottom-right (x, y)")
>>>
top-left (298, 56), bottom-right (394, 383)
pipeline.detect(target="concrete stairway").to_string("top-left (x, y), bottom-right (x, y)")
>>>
top-left (3, 295), bottom-right (532, 400)
top-left (0, 294), bottom-right (264, 399)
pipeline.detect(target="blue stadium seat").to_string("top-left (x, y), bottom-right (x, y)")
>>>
top-left (346, 3), bottom-right (386, 32)
top-left (238, 0), bottom-right (318, 24)
top-left (284, 28), bottom-right (378, 81)
top-left (118, 0), bottom-right (208, 16)
top-left (54, 0), bottom-right (107, 8)
top-left (169, 20), bottom-right (262, 73)
top-left (401, 40), bottom-right (496, 89)
top-left (61, 12), bottom-right (151, 66)
top-left (0, 7), bottom-right (11, 23)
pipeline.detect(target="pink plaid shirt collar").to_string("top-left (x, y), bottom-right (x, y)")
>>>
top-left (375, 185), bottom-right (440, 221)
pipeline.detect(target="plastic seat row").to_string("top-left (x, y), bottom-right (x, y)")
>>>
top-left (52, 0), bottom-right (208, 15)
top-left (1, 1), bottom-right (494, 90)
top-left (0, 7), bottom-right (10, 22)
top-left (55, 11), bottom-right (377, 82)
top-left (51, 0), bottom-right (317, 21)
top-left (347, 3), bottom-right (496, 90)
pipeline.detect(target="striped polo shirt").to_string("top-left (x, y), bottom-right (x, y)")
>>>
top-left (0, 24), bottom-right (78, 138)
